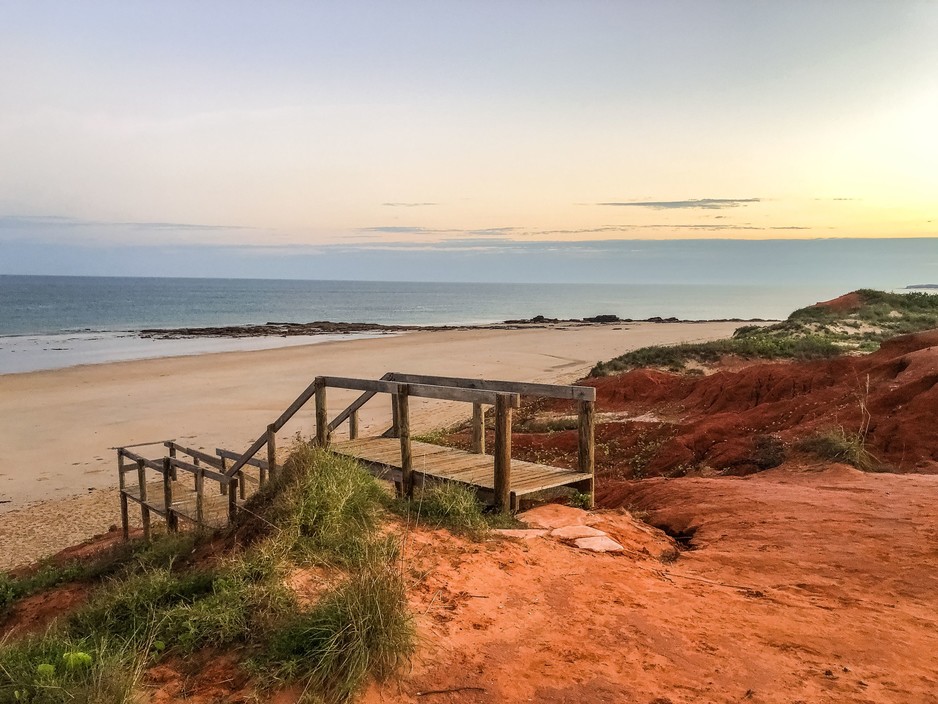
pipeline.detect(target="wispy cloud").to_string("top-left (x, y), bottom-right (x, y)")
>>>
top-left (597, 198), bottom-right (761, 210)
top-left (0, 215), bottom-right (257, 232)
top-left (361, 226), bottom-right (518, 238)
top-left (381, 202), bottom-right (438, 207)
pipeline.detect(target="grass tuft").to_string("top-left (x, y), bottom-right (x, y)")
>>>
top-left (797, 428), bottom-right (880, 472)
top-left (265, 544), bottom-right (414, 703)
top-left (274, 445), bottom-right (388, 565)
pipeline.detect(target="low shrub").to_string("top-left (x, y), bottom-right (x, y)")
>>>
top-left (797, 428), bottom-right (880, 472)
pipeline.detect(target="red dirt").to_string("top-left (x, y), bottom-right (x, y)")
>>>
top-left (815, 291), bottom-right (863, 312)
top-left (0, 582), bottom-right (90, 639)
top-left (363, 464), bottom-right (938, 703)
top-left (507, 329), bottom-right (938, 478)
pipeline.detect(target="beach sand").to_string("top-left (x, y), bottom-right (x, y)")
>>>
top-left (0, 322), bottom-right (742, 569)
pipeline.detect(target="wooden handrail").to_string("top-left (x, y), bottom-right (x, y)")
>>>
top-left (386, 372), bottom-right (596, 402)
top-left (328, 372), bottom-right (395, 432)
top-left (317, 376), bottom-right (521, 407)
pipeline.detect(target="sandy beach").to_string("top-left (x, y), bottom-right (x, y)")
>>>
top-left (0, 321), bottom-right (742, 569)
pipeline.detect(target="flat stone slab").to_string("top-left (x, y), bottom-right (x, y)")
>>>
top-left (517, 504), bottom-right (599, 530)
top-left (551, 525), bottom-right (608, 540)
top-left (495, 529), bottom-right (549, 540)
top-left (574, 536), bottom-right (625, 553)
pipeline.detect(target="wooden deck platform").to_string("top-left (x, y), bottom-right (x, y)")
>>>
top-left (330, 437), bottom-right (592, 504)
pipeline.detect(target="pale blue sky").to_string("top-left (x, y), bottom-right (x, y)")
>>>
top-left (1, 1), bottom-right (937, 279)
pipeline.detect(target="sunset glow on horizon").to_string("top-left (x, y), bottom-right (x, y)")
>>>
top-left (2, 1), bottom-right (937, 261)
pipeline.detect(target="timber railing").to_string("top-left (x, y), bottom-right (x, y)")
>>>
top-left (116, 371), bottom-right (596, 539)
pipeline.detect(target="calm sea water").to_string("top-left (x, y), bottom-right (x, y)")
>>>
top-left (0, 275), bottom-right (889, 374)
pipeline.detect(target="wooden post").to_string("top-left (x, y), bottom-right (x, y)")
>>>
top-left (117, 450), bottom-right (129, 540)
top-left (167, 444), bottom-right (178, 480)
top-left (493, 394), bottom-right (512, 513)
top-left (239, 470), bottom-right (246, 499)
top-left (266, 424), bottom-right (278, 481)
top-left (136, 459), bottom-right (151, 541)
top-left (162, 457), bottom-right (177, 533)
top-left (397, 385), bottom-right (413, 498)
top-left (219, 455), bottom-right (228, 494)
top-left (349, 409), bottom-right (359, 440)
top-left (315, 378), bottom-right (330, 447)
top-left (577, 399), bottom-right (595, 509)
top-left (195, 467), bottom-right (204, 525)
top-left (390, 392), bottom-right (401, 438)
top-left (471, 403), bottom-right (486, 454)
top-left (227, 476), bottom-right (238, 524)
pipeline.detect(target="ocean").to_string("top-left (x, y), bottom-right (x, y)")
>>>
top-left (0, 275), bottom-right (918, 374)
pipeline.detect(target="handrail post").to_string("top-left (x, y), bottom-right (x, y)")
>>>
top-left (227, 476), bottom-right (239, 524)
top-left (195, 466), bottom-right (204, 525)
top-left (218, 454), bottom-right (228, 494)
top-left (136, 458), bottom-right (151, 541)
top-left (577, 399), bottom-right (595, 509)
top-left (397, 385), bottom-right (413, 498)
top-left (315, 377), bottom-right (330, 447)
top-left (349, 409), bottom-right (359, 440)
top-left (471, 403), bottom-right (486, 454)
top-left (493, 394), bottom-right (512, 513)
top-left (391, 392), bottom-right (401, 438)
top-left (117, 450), bottom-right (129, 540)
top-left (266, 423), bottom-right (278, 481)
top-left (162, 457), bottom-right (177, 533)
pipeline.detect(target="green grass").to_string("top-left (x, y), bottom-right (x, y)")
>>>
top-left (272, 445), bottom-right (388, 565)
top-left (591, 289), bottom-right (938, 375)
top-left (0, 447), bottom-right (416, 703)
top-left (264, 544), bottom-right (414, 704)
top-left (0, 632), bottom-right (145, 704)
top-left (390, 481), bottom-right (521, 535)
top-left (0, 532), bottom-right (201, 620)
top-left (796, 428), bottom-right (880, 472)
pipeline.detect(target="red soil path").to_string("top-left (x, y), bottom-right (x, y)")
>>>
top-left (365, 464), bottom-right (938, 703)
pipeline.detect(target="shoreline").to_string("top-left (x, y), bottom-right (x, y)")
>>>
top-left (0, 316), bottom-right (775, 377)
top-left (137, 314), bottom-right (773, 339)
top-left (0, 321), bottom-right (747, 569)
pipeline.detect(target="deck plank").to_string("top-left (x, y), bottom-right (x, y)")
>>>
top-left (329, 437), bottom-right (590, 498)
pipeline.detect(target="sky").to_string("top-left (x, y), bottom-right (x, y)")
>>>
top-left (1, 1), bottom-right (937, 279)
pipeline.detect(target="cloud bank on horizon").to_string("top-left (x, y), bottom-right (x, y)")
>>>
top-left (1, 0), bottom-right (936, 267)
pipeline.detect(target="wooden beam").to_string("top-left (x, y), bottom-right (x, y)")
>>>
top-left (118, 450), bottom-right (129, 540)
top-left (162, 457), bottom-right (178, 533)
top-left (164, 442), bottom-right (225, 470)
top-left (315, 377), bottom-right (330, 447)
top-left (136, 459), bottom-right (151, 541)
top-left (397, 385), bottom-right (413, 498)
top-left (318, 376), bottom-right (520, 407)
top-left (216, 448), bottom-right (270, 471)
top-left (195, 467), bottom-right (204, 524)
top-left (470, 403), bottom-right (486, 454)
top-left (493, 394), bottom-right (512, 513)
top-left (388, 373), bottom-right (596, 402)
top-left (577, 399), bottom-right (595, 508)
top-left (270, 378), bottom-right (320, 432)
top-left (349, 409), bottom-right (359, 440)
top-left (266, 424), bottom-right (278, 481)
top-left (169, 457), bottom-right (228, 484)
top-left (327, 372), bottom-right (394, 432)
top-left (120, 449), bottom-right (163, 473)
top-left (228, 475), bottom-right (239, 524)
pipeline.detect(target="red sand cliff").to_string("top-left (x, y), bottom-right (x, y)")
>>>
top-left (507, 329), bottom-right (938, 478)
